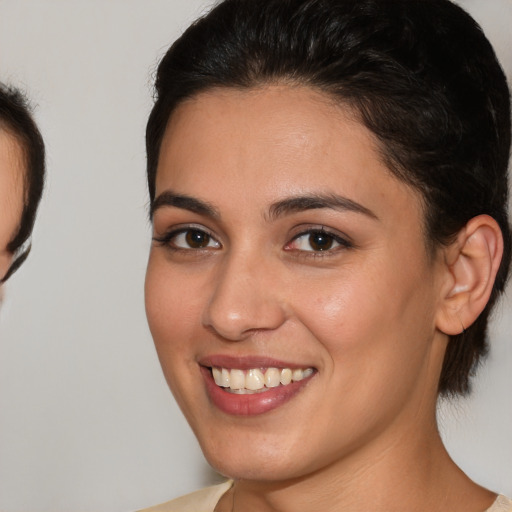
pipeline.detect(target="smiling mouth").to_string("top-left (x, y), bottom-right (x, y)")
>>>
top-left (210, 366), bottom-right (315, 394)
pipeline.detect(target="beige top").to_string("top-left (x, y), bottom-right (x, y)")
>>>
top-left (139, 481), bottom-right (232, 512)
top-left (139, 481), bottom-right (512, 512)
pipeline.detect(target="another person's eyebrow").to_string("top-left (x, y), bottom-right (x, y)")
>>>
top-left (150, 190), bottom-right (220, 220)
top-left (267, 193), bottom-right (378, 221)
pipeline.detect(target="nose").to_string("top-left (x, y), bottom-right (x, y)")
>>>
top-left (202, 252), bottom-right (287, 341)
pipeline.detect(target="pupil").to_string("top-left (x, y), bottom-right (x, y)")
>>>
top-left (186, 230), bottom-right (209, 248)
top-left (309, 232), bottom-right (333, 251)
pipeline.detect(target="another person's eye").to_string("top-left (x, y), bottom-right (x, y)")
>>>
top-left (285, 229), bottom-right (352, 253)
top-left (153, 227), bottom-right (221, 250)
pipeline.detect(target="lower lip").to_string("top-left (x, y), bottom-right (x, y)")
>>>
top-left (200, 366), bottom-right (314, 416)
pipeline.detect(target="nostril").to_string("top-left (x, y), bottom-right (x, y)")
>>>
top-left (201, 255), bottom-right (288, 340)
top-left (203, 299), bottom-right (285, 341)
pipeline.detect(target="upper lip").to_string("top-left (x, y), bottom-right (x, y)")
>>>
top-left (199, 354), bottom-right (314, 370)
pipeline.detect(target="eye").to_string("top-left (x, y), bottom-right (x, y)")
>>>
top-left (154, 227), bottom-right (221, 250)
top-left (175, 229), bottom-right (218, 249)
top-left (285, 229), bottom-right (350, 252)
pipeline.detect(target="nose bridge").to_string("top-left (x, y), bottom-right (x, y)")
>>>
top-left (203, 247), bottom-right (286, 341)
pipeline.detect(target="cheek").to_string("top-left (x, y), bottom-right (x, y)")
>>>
top-left (0, 174), bottom-right (24, 251)
top-left (290, 272), bottom-right (436, 446)
top-left (291, 256), bottom-right (435, 381)
top-left (145, 257), bottom-right (200, 357)
top-left (144, 258), bottom-right (207, 413)
top-left (292, 268), bottom-right (391, 343)
top-left (0, 253), bottom-right (13, 279)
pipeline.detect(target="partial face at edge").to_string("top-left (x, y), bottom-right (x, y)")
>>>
top-left (145, 85), bottom-right (449, 481)
top-left (0, 130), bottom-right (24, 281)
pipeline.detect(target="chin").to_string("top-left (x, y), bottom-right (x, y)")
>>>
top-left (207, 454), bottom-right (299, 482)
top-left (196, 428), bottom-right (315, 482)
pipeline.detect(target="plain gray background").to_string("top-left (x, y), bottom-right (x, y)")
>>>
top-left (0, 1), bottom-right (510, 511)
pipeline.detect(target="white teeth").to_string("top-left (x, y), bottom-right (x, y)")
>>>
top-left (264, 368), bottom-right (281, 388)
top-left (245, 369), bottom-right (265, 390)
top-left (303, 368), bottom-right (314, 378)
top-left (230, 369), bottom-right (245, 390)
top-left (292, 368), bottom-right (304, 382)
top-left (280, 368), bottom-right (292, 385)
top-left (212, 367), bottom-right (223, 386)
top-left (212, 366), bottom-right (314, 392)
top-left (220, 368), bottom-right (230, 387)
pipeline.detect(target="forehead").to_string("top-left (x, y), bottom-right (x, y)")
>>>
top-left (0, 128), bottom-right (24, 183)
top-left (159, 85), bottom-right (383, 186)
top-left (156, 85), bottom-right (424, 219)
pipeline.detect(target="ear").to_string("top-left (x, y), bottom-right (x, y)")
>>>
top-left (436, 215), bottom-right (504, 336)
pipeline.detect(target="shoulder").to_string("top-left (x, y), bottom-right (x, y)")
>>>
top-left (487, 495), bottom-right (512, 512)
top-left (138, 481), bottom-right (233, 512)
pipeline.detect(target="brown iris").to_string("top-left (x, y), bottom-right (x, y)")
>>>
top-left (308, 231), bottom-right (334, 251)
top-left (185, 229), bottom-right (211, 248)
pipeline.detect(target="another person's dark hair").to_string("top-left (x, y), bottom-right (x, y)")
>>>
top-left (0, 83), bottom-right (45, 282)
top-left (146, 0), bottom-right (511, 396)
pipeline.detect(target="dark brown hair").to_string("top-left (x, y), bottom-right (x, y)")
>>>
top-left (0, 84), bottom-right (45, 282)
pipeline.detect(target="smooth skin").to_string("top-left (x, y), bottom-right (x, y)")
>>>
top-left (145, 85), bottom-right (502, 512)
top-left (0, 129), bottom-right (24, 282)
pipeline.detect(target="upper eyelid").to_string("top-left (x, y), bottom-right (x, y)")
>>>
top-left (153, 224), bottom-right (221, 247)
top-left (285, 226), bottom-right (354, 253)
top-left (154, 223), bottom-right (215, 237)
top-left (288, 225), bottom-right (353, 242)
top-left (153, 216), bottom-right (226, 240)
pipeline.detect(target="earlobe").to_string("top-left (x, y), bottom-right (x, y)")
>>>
top-left (436, 215), bottom-right (503, 336)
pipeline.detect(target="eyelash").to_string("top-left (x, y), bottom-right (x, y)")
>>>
top-left (153, 226), bottom-right (221, 252)
top-left (285, 227), bottom-right (353, 257)
top-left (153, 226), bottom-right (353, 256)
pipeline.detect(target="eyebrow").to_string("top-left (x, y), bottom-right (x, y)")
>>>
top-left (150, 190), bottom-right (377, 222)
top-left (150, 191), bottom-right (219, 220)
top-left (267, 193), bottom-right (378, 221)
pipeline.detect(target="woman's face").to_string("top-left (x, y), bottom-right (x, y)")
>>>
top-left (0, 130), bottom-right (24, 281)
top-left (145, 86), bottom-right (449, 481)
